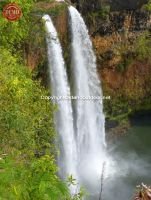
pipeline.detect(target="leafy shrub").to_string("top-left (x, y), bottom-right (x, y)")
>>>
top-left (0, 48), bottom-right (56, 153)
top-left (0, 48), bottom-right (85, 200)
top-left (88, 5), bottom-right (110, 24)
top-left (0, 0), bottom-right (34, 51)
top-left (0, 153), bottom-right (70, 200)
top-left (99, 5), bottom-right (110, 20)
top-left (135, 32), bottom-right (151, 61)
top-left (144, 0), bottom-right (151, 11)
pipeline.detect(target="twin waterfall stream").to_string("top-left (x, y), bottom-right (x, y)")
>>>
top-left (42, 6), bottom-right (107, 199)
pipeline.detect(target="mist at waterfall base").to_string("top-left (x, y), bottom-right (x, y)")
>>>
top-left (42, 9), bottom-right (151, 200)
top-left (103, 116), bottom-right (151, 200)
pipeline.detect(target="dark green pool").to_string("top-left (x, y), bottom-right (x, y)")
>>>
top-left (103, 114), bottom-right (151, 200)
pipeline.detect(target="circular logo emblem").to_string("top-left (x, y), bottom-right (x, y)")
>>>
top-left (2, 3), bottom-right (22, 21)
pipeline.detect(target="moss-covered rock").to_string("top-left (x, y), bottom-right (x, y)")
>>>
top-left (91, 24), bottom-right (151, 125)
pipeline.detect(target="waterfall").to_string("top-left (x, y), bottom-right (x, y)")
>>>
top-left (69, 6), bottom-right (106, 192)
top-left (42, 8), bottom-right (107, 198)
top-left (42, 15), bottom-right (78, 183)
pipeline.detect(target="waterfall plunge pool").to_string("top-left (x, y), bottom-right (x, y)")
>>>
top-left (87, 114), bottom-right (151, 200)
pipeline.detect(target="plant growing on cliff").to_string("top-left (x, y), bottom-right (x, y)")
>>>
top-left (89, 5), bottom-right (110, 23)
top-left (99, 5), bottom-right (110, 20)
top-left (144, 0), bottom-right (151, 12)
top-left (135, 31), bottom-right (151, 61)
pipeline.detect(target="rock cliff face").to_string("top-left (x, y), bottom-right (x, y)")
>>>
top-left (110, 0), bottom-right (148, 10)
top-left (71, 0), bottom-right (148, 11)
top-left (71, 0), bottom-right (150, 35)
top-left (70, 0), bottom-right (151, 124)
top-left (25, 0), bottom-right (151, 126)
top-left (91, 10), bottom-right (150, 36)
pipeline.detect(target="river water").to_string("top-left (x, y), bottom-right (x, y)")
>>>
top-left (103, 114), bottom-right (151, 200)
top-left (87, 114), bottom-right (151, 200)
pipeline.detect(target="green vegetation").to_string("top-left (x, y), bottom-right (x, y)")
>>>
top-left (0, 1), bottom-right (83, 199)
top-left (0, 48), bottom-right (70, 199)
top-left (0, 47), bottom-right (84, 199)
top-left (99, 5), bottom-right (110, 20)
top-left (144, 0), bottom-right (151, 11)
top-left (116, 57), bottom-right (133, 72)
top-left (0, 154), bottom-right (70, 200)
top-left (0, 48), bottom-right (55, 152)
top-left (113, 30), bottom-right (151, 73)
top-left (104, 92), bottom-right (132, 122)
top-left (89, 5), bottom-right (110, 21)
top-left (103, 31), bottom-right (151, 122)
top-left (32, 2), bottom-right (67, 17)
top-left (0, 0), bottom-right (35, 52)
top-left (0, 0), bottom-right (151, 198)
top-left (86, 5), bottom-right (110, 30)
top-left (135, 31), bottom-right (151, 61)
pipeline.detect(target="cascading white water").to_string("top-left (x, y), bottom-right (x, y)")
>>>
top-left (69, 6), bottom-right (106, 193)
top-left (42, 9), bottom-right (107, 198)
top-left (42, 15), bottom-right (78, 184)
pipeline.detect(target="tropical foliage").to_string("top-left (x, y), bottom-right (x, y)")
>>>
top-left (0, 0), bottom-right (85, 196)
top-left (0, 0), bottom-right (35, 51)
top-left (0, 47), bottom-right (84, 199)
